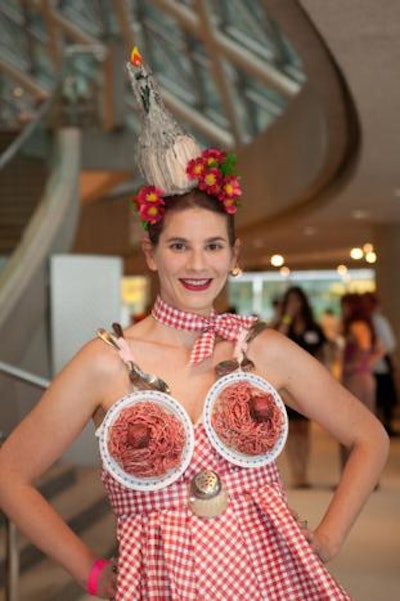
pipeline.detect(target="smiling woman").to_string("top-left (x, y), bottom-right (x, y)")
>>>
top-left (141, 202), bottom-right (239, 314)
top-left (0, 47), bottom-right (389, 601)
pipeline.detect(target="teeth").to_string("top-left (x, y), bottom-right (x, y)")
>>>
top-left (182, 279), bottom-right (209, 286)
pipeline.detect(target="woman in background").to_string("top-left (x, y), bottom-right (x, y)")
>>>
top-left (276, 286), bottom-right (327, 488)
top-left (363, 291), bottom-right (398, 436)
top-left (339, 293), bottom-right (382, 467)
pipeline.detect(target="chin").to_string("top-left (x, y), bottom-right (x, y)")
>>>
top-left (182, 287), bottom-right (224, 311)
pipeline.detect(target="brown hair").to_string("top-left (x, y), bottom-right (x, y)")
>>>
top-left (341, 293), bottom-right (376, 344)
top-left (147, 189), bottom-right (236, 246)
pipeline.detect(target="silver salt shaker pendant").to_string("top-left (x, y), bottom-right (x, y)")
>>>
top-left (188, 470), bottom-right (229, 518)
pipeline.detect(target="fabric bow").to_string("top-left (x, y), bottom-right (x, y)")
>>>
top-left (151, 296), bottom-right (257, 365)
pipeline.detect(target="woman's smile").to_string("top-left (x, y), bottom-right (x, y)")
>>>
top-left (179, 278), bottom-right (213, 291)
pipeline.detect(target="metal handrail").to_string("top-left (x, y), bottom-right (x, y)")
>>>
top-left (0, 362), bottom-right (49, 601)
top-left (0, 95), bottom-right (54, 171)
top-left (0, 360), bottom-right (50, 389)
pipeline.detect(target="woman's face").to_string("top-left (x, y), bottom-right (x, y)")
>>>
top-left (286, 291), bottom-right (302, 315)
top-left (143, 207), bottom-right (239, 314)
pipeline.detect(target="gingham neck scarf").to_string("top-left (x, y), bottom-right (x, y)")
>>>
top-left (151, 295), bottom-right (257, 365)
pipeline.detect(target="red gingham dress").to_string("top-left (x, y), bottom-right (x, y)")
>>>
top-left (101, 422), bottom-right (351, 600)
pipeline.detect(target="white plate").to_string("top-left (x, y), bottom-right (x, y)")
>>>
top-left (203, 371), bottom-right (288, 468)
top-left (98, 391), bottom-right (195, 491)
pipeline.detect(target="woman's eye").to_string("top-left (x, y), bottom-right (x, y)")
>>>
top-left (170, 242), bottom-right (186, 251)
top-left (207, 242), bottom-right (223, 251)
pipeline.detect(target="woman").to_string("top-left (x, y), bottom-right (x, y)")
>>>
top-left (0, 185), bottom-right (389, 599)
top-left (339, 293), bottom-right (382, 467)
top-left (276, 286), bottom-right (327, 488)
top-left (362, 291), bottom-right (398, 436)
top-left (0, 49), bottom-right (389, 600)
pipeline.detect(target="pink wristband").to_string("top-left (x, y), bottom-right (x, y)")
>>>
top-left (87, 558), bottom-right (110, 596)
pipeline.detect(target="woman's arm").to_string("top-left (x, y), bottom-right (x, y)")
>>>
top-left (251, 329), bottom-right (389, 562)
top-left (0, 340), bottom-right (120, 597)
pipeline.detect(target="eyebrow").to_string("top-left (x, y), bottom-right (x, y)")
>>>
top-left (166, 236), bottom-right (227, 243)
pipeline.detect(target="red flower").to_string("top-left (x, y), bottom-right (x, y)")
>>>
top-left (138, 202), bottom-right (165, 224)
top-left (136, 185), bottom-right (165, 205)
top-left (133, 148), bottom-right (242, 228)
top-left (219, 175), bottom-right (241, 200)
top-left (222, 198), bottom-right (239, 214)
top-left (187, 156), bottom-right (207, 180)
top-left (133, 185), bottom-right (165, 225)
top-left (202, 148), bottom-right (226, 165)
top-left (198, 167), bottom-right (222, 195)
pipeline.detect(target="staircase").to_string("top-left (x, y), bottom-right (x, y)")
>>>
top-left (0, 130), bottom-right (49, 256)
top-left (0, 463), bottom-right (116, 601)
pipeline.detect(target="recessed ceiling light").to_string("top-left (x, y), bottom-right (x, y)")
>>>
top-left (280, 266), bottom-right (290, 276)
top-left (270, 254), bottom-right (284, 267)
top-left (352, 209), bottom-right (369, 220)
top-left (350, 247), bottom-right (363, 260)
top-left (337, 264), bottom-right (348, 276)
top-left (365, 251), bottom-right (377, 264)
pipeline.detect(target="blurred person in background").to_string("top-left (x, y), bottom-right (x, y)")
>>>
top-left (268, 295), bottom-right (283, 327)
top-left (320, 307), bottom-right (341, 377)
top-left (276, 286), bottom-right (327, 488)
top-left (363, 292), bottom-right (398, 436)
top-left (339, 293), bottom-right (383, 467)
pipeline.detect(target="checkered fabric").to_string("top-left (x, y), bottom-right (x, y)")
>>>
top-left (101, 425), bottom-right (352, 600)
top-left (151, 295), bottom-right (257, 364)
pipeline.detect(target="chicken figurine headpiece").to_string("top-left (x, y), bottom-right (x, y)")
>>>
top-left (127, 46), bottom-right (201, 194)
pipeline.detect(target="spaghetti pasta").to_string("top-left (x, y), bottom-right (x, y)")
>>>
top-left (211, 382), bottom-right (283, 455)
top-left (108, 401), bottom-right (186, 477)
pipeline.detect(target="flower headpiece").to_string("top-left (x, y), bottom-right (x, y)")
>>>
top-left (127, 47), bottom-right (242, 229)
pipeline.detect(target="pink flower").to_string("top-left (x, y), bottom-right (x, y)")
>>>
top-left (198, 167), bottom-right (222, 195)
top-left (133, 185), bottom-right (165, 225)
top-left (187, 156), bottom-right (207, 180)
top-left (222, 198), bottom-right (239, 215)
top-left (132, 148), bottom-right (243, 228)
top-left (138, 201), bottom-right (165, 224)
top-left (202, 148), bottom-right (226, 165)
top-left (219, 175), bottom-right (241, 200)
top-left (136, 185), bottom-right (165, 205)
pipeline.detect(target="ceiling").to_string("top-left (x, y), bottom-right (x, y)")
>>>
top-left (252, 0), bottom-right (400, 271)
top-left (1, 0), bottom-right (400, 274)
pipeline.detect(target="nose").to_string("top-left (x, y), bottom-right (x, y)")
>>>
top-left (187, 248), bottom-right (207, 271)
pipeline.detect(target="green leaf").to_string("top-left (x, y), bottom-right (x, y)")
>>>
top-left (221, 152), bottom-right (237, 176)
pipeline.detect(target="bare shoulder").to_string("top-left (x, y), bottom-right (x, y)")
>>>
top-left (246, 326), bottom-right (318, 391)
top-left (248, 326), bottom-right (292, 361)
top-left (48, 336), bottom-right (127, 405)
